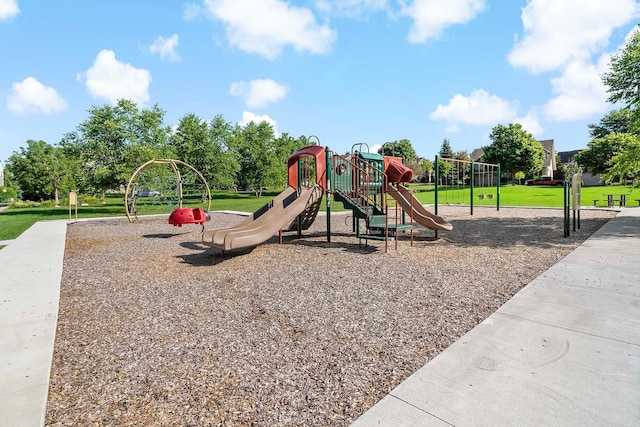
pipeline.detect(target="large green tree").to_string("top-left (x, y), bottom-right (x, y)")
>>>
top-left (602, 25), bottom-right (640, 126)
top-left (574, 131), bottom-right (629, 175)
top-left (63, 99), bottom-right (172, 195)
top-left (439, 138), bottom-right (454, 159)
top-left (5, 140), bottom-right (74, 203)
top-left (578, 26), bottom-right (640, 176)
top-left (482, 123), bottom-right (545, 179)
top-left (378, 139), bottom-right (417, 162)
top-left (587, 108), bottom-right (635, 139)
top-left (407, 157), bottom-right (433, 183)
top-left (232, 121), bottom-right (281, 197)
top-left (171, 114), bottom-right (238, 189)
top-left (601, 133), bottom-right (640, 183)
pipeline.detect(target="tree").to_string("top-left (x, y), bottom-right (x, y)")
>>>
top-left (171, 114), bottom-right (238, 189)
top-left (232, 121), bottom-right (281, 197)
top-left (587, 108), bottom-right (635, 139)
top-left (514, 171), bottom-right (525, 185)
top-left (602, 25), bottom-right (640, 111)
top-left (5, 140), bottom-right (74, 203)
top-left (453, 150), bottom-right (470, 162)
top-left (439, 138), bottom-right (454, 159)
top-left (575, 27), bottom-right (640, 178)
top-left (419, 158), bottom-right (434, 183)
top-left (574, 132), bottom-right (628, 175)
top-left (602, 133), bottom-right (640, 184)
top-left (273, 132), bottom-right (310, 185)
top-left (482, 123), bottom-right (545, 180)
top-left (378, 139), bottom-right (417, 162)
top-left (437, 159), bottom-right (452, 184)
top-left (65, 99), bottom-right (172, 195)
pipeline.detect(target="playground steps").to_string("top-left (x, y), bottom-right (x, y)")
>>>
top-left (359, 214), bottom-right (413, 241)
top-left (334, 191), bottom-right (384, 219)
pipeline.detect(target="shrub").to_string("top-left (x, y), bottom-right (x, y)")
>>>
top-left (11, 200), bottom-right (41, 208)
top-left (82, 196), bottom-right (99, 204)
top-left (40, 200), bottom-right (57, 208)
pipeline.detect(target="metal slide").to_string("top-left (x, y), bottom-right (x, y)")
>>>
top-left (202, 186), bottom-right (321, 252)
top-left (387, 184), bottom-right (453, 231)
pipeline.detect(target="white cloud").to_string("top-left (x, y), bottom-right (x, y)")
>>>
top-left (202, 0), bottom-right (337, 59)
top-left (230, 79), bottom-right (288, 109)
top-left (238, 111), bottom-right (279, 135)
top-left (369, 143), bottom-right (383, 153)
top-left (0, 0), bottom-right (19, 21)
top-left (402, 0), bottom-right (486, 43)
top-left (150, 34), bottom-right (181, 62)
top-left (6, 77), bottom-right (68, 115)
top-left (315, 0), bottom-right (387, 17)
top-left (508, 0), bottom-right (640, 74)
top-left (514, 111), bottom-right (543, 136)
top-left (183, 2), bottom-right (204, 20)
top-left (430, 89), bottom-right (517, 127)
top-left (79, 50), bottom-right (152, 105)
top-left (542, 58), bottom-right (609, 121)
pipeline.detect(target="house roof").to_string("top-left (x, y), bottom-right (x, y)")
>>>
top-left (557, 150), bottom-right (582, 164)
top-left (470, 148), bottom-right (484, 162)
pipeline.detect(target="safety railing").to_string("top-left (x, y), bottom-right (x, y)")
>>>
top-left (329, 152), bottom-right (387, 217)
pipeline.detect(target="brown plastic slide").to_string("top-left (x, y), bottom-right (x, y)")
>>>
top-left (387, 185), bottom-right (453, 231)
top-left (202, 186), bottom-right (318, 252)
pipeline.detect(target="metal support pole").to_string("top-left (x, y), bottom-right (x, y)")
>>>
top-left (434, 155), bottom-right (439, 216)
top-left (325, 147), bottom-right (331, 243)
top-left (434, 155), bottom-right (439, 239)
top-left (297, 159), bottom-right (303, 237)
top-left (564, 180), bottom-right (570, 238)
top-left (470, 160), bottom-right (474, 216)
top-left (496, 164), bottom-right (501, 211)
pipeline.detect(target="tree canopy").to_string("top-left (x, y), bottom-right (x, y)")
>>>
top-left (482, 123), bottom-right (545, 178)
top-left (601, 133), bottom-right (640, 183)
top-left (602, 25), bottom-right (640, 115)
top-left (378, 139), bottom-right (417, 162)
top-left (438, 138), bottom-right (454, 159)
top-left (579, 27), bottom-right (640, 181)
top-left (171, 114), bottom-right (238, 189)
top-left (574, 131), bottom-right (629, 175)
top-left (60, 100), bottom-right (173, 195)
top-left (5, 140), bottom-right (74, 202)
top-left (587, 108), bottom-right (635, 139)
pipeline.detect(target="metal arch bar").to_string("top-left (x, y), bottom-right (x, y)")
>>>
top-left (124, 159), bottom-right (213, 223)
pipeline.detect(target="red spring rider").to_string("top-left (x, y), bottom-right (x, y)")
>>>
top-left (168, 207), bottom-right (211, 228)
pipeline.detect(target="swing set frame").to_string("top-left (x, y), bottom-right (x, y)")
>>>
top-left (434, 155), bottom-right (500, 215)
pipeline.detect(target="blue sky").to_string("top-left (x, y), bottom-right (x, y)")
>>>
top-left (1, 0), bottom-right (639, 165)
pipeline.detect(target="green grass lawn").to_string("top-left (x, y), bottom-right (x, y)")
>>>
top-left (406, 183), bottom-right (640, 208)
top-left (1, 184), bottom-right (638, 242)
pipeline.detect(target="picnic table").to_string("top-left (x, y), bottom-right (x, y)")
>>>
top-left (604, 194), bottom-right (626, 207)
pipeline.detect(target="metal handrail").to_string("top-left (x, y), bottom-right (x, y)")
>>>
top-left (329, 152), bottom-right (387, 216)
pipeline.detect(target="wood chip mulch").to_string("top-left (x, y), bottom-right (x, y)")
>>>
top-left (45, 206), bottom-right (617, 426)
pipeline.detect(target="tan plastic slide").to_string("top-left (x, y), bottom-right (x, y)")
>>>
top-left (202, 186), bottom-right (318, 252)
top-left (387, 184), bottom-right (453, 231)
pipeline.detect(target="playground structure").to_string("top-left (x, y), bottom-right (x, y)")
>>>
top-left (202, 141), bottom-right (453, 256)
top-left (124, 159), bottom-right (212, 225)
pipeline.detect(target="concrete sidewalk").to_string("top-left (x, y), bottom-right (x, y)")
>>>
top-left (0, 220), bottom-right (67, 427)
top-left (353, 209), bottom-right (640, 426)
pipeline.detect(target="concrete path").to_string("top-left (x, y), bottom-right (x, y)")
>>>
top-left (352, 209), bottom-right (640, 426)
top-left (0, 220), bottom-right (67, 427)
